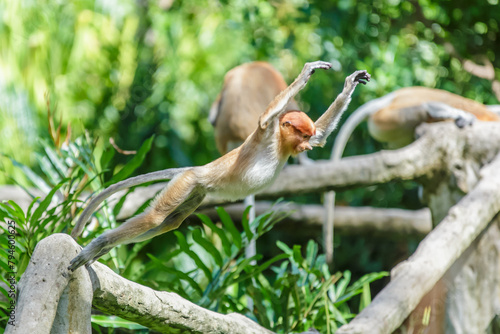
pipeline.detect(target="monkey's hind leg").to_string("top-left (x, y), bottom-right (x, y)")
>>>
top-left (69, 171), bottom-right (202, 271)
top-left (129, 188), bottom-right (206, 243)
top-left (68, 209), bottom-right (172, 271)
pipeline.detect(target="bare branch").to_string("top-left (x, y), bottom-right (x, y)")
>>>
top-left (5, 234), bottom-right (92, 334)
top-left (336, 152), bottom-right (500, 334)
top-left (5, 233), bottom-right (273, 334)
top-left (90, 262), bottom-right (273, 334)
top-left (199, 202), bottom-right (432, 238)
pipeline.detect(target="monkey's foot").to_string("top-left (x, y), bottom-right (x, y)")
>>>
top-left (423, 102), bottom-right (476, 128)
top-left (455, 115), bottom-right (476, 128)
top-left (68, 238), bottom-right (112, 271)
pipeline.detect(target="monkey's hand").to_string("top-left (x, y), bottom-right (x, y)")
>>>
top-left (299, 61), bottom-right (332, 83)
top-left (68, 236), bottom-right (113, 271)
top-left (343, 70), bottom-right (371, 93)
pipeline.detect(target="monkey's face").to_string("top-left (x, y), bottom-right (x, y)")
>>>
top-left (279, 110), bottom-right (316, 156)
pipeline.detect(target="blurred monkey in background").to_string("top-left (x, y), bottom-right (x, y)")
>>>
top-left (208, 61), bottom-right (300, 262)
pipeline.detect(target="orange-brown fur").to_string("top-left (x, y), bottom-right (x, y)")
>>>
top-left (371, 87), bottom-right (499, 128)
top-left (211, 61), bottom-right (299, 154)
top-left (366, 87), bottom-right (500, 147)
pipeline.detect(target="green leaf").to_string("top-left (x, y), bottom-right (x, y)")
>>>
top-left (91, 315), bottom-right (148, 330)
top-left (30, 181), bottom-right (65, 225)
top-left (146, 253), bottom-right (203, 296)
top-left (359, 283), bottom-right (371, 312)
top-left (216, 207), bottom-right (242, 249)
top-left (174, 231), bottom-right (212, 280)
top-left (241, 206), bottom-right (254, 242)
top-left (247, 285), bottom-right (272, 329)
top-left (292, 244), bottom-right (305, 267)
top-left (99, 145), bottom-right (115, 171)
top-left (36, 154), bottom-right (61, 184)
top-left (276, 240), bottom-right (293, 255)
top-left (6, 157), bottom-right (51, 194)
top-left (41, 141), bottom-right (68, 176)
top-left (106, 135), bottom-right (155, 186)
top-left (196, 214), bottom-right (232, 257)
top-left (234, 253), bottom-right (289, 284)
top-left (306, 239), bottom-right (318, 268)
top-left (7, 201), bottom-right (25, 224)
top-left (192, 228), bottom-right (223, 267)
top-left (0, 202), bottom-right (20, 221)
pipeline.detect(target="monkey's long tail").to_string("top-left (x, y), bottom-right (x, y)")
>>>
top-left (71, 167), bottom-right (192, 239)
top-left (330, 92), bottom-right (396, 161)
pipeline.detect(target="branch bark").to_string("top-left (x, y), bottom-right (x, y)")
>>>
top-left (90, 261), bottom-right (273, 334)
top-left (5, 233), bottom-right (273, 334)
top-left (336, 152), bottom-right (500, 334)
top-left (5, 234), bottom-right (92, 334)
top-left (199, 202), bottom-right (432, 238)
top-left (4, 123), bottom-right (500, 220)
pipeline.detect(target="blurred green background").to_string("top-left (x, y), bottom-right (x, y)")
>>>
top-left (2, 0), bottom-right (499, 184)
top-left (1, 0), bottom-right (499, 331)
top-left (1, 0), bottom-right (500, 287)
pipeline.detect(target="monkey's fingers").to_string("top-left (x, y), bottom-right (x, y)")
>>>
top-left (302, 61), bottom-right (332, 76)
top-left (354, 70), bottom-right (371, 85)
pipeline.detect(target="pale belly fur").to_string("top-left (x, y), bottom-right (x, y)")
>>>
top-left (211, 151), bottom-right (286, 201)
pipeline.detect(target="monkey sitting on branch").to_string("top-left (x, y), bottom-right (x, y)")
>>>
top-left (68, 61), bottom-right (370, 271)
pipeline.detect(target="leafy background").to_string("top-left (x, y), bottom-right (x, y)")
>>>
top-left (0, 0), bottom-right (499, 332)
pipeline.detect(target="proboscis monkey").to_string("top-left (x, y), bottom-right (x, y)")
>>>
top-left (68, 61), bottom-right (370, 271)
top-left (209, 61), bottom-right (300, 264)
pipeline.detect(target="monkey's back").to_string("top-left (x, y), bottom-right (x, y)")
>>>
top-left (213, 62), bottom-right (299, 154)
top-left (387, 87), bottom-right (500, 122)
top-left (368, 87), bottom-right (500, 147)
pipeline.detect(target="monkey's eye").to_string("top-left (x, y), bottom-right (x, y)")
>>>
top-left (303, 134), bottom-right (310, 140)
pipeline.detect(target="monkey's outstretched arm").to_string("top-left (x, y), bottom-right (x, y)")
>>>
top-left (70, 167), bottom-right (192, 239)
top-left (259, 61), bottom-right (332, 129)
top-left (310, 70), bottom-right (371, 148)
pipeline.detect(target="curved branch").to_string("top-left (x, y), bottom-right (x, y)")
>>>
top-left (6, 234), bottom-right (273, 334)
top-left (336, 152), bottom-right (500, 334)
top-left (90, 262), bottom-right (273, 334)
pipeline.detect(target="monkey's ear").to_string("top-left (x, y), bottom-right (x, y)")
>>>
top-left (282, 121), bottom-right (291, 127)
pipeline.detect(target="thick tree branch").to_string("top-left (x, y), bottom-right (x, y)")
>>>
top-left (90, 262), bottom-right (273, 334)
top-left (5, 234), bottom-right (92, 334)
top-left (4, 122), bottom-right (500, 220)
top-left (5, 234), bottom-right (273, 334)
top-left (199, 202), bottom-right (432, 238)
top-left (336, 152), bottom-right (500, 334)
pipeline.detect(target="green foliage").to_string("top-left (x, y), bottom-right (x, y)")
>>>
top-left (0, 129), bottom-right (388, 332)
top-left (3, 0), bottom-right (499, 182)
top-left (124, 205), bottom-right (387, 333)
top-left (0, 132), bottom-right (156, 329)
